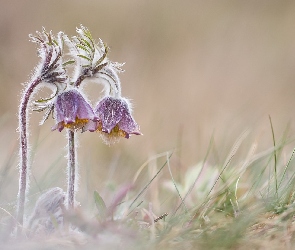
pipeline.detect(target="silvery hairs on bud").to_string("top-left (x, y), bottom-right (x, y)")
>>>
top-left (27, 187), bottom-right (65, 236)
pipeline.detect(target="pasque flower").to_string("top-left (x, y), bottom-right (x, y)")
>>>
top-left (67, 25), bottom-right (141, 144)
top-left (85, 96), bottom-right (141, 144)
top-left (52, 89), bottom-right (96, 132)
top-left (18, 26), bottom-right (141, 229)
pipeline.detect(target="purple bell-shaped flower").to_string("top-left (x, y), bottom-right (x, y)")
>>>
top-left (85, 96), bottom-right (141, 144)
top-left (52, 89), bottom-right (96, 132)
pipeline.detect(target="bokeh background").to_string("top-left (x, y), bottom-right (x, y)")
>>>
top-left (1, 0), bottom-right (295, 213)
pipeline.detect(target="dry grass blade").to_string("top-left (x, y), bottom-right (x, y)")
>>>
top-left (166, 152), bottom-right (187, 214)
top-left (129, 152), bottom-right (173, 209)
top-left (173, 133), bottom-right (214, 216)
top-left (206, 130), bottom-right (249, 199)
top-left (132, 151), bottom-right (172, 184)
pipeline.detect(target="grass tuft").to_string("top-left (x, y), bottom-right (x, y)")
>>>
top-left (2, 125), bottom-right (295, 249)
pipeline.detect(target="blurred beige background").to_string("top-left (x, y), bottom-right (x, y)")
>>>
top-left (0, 0), bottom-right (295, 209)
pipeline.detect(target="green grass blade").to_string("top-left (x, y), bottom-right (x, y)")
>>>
top-left (269, 115), bottom-right (278, 199)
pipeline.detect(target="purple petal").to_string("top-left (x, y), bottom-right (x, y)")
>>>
top-left (53, 89), bottom-right (96, 132)
top-left (118, 112), bottom-right (141, 136)
top-left (55, 90), bottom-right (79, 124)
top-left (95, 97), bottom-right (124, 133)
top-left (76, 93), bottom-right (96, 121)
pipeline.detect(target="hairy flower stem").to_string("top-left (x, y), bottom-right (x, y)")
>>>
top-left (67, 130), bottom-right (76, 209)
top-left (17, 77), bottom-right (42, 234)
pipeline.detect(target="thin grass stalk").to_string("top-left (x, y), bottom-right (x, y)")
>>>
top-left (166, 153), bottom-right (187, 214)
top-left (17, 77), bottom-right (42, 234)
top-left (173, 134), bottom-right (214, 216)
top-left (246, 153), bottom-right (274, 198)
top-left (67, 129), bottom-right (76, 209)
top-left (129, 152), bottom-right (173, 209)
top-left (269, 115), bottom-right (278, 199)
top-left (205, 131), bottom-right (248, 200)
top-left (279, 147), bottom-right (295, 189)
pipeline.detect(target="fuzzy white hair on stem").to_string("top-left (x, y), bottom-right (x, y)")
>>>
top-left (16, 28), bottom-right (67, 235)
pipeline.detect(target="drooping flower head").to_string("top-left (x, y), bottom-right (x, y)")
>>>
top-left (85, 96), bottom-right (141, 144)
top-left (33, 25), bottom-right (141, 142)
top-left (67, 26), bottom-right (141, 144)
top-left (51, 89), bottom-right (96, 132)
top-left (93, 67), bottom-right (142, 144)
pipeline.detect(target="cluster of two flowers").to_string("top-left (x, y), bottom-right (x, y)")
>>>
top-left (52, 88), bottom-right (141, 143)
top-left (15, 26), bottom-right (142, 235)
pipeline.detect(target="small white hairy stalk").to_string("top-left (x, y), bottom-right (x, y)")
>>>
top-left (17, 29), bottom-right (66, 235)
top-left (96, 65), bottom-right (122, 98)
top-left (66, 130), bottom-right (79, 209)
top-left (64, 25), bottom-right (124, 208)
top-left (17, 77), bottom-right (42, 230)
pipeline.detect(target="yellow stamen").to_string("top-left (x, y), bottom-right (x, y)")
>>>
top-left (63, 117), bottom-right (89, 130)
top-left (109, 124), bottom-right (128, 138)
top-left (96, 123), bottom-right (128, 145)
